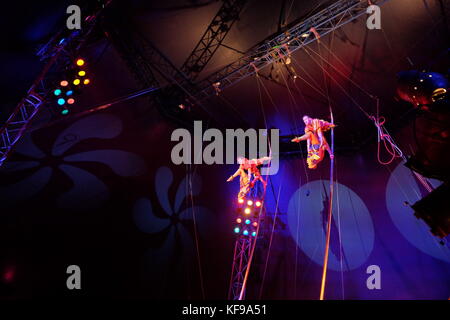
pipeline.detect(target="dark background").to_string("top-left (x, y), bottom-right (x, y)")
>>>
top-left (0, 0), bottom-right (449, 299)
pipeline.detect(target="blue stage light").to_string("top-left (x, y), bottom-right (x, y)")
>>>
top-left (234, 227), bottom-right (240, 234)
top-left (54, 89), bottom-right (62, 96)
top-left (66, 90), bottom-right (73, 96)
top-left (245, 219), bottom-right (251, 225)
top-left (251, 231), bottom-right (256, 237)
top-left (57, 98), bottom-right (65, 105)
top-left (243, 230), bottom-right (249, 236)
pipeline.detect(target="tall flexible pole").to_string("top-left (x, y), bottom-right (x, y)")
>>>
top-left (319, 108), bottom-right (335, 300)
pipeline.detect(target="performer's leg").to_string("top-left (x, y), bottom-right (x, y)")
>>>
top-left (323, 141), bottom-right (334, 158)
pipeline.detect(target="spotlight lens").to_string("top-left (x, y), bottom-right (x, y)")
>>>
top-left (247, 200), bottom-right (253, 206)
top-left (245, 219), bottom-right (251, 225)
top-left (243, 230), bottom-right (249, 236)
top-left (83, 79), bottom-right (90, 85)
top-left (251, 231), bottom-right (257, 237)
top-left (76, 59), bottom-right (85, 66)
top-left (66, 90), bottom-right (73, 96)
top-left (61, 109), bottom-right (69, 115)
top-left (73, 79), bottom-right (81, 85)
top-left (54, 89), bottom-right (62, 96)
top-left (234, 227), bottom-right (240, 234)
top-left (255, 201), bottom-right (262, 207)
top-left (57, 98), bottom-right (65, 105)
top-left (67, 98), bottom-right (75, 105)
top-left (238, 198), bottom-right (244, 204)
top-left (253, 222), bottom-right (258, 227)
top-left (60, 80), bottom-right (68, 87)
top-left (78, 71), bottom-right (86, 77)
top-left (236, 218), bottom-right (242, 224)
top-left (244, 208), bottom-right (251, 215)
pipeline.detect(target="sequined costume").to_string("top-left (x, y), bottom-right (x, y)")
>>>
top-left (227, 156), bottom-right (271, 200)
top-left (292, 116), bottom-right (335, 169)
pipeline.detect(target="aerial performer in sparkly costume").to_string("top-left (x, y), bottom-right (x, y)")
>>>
top-left (227, 156), bottom-right (271, 200)
top-left (291, 115), bottom-right (335, 169)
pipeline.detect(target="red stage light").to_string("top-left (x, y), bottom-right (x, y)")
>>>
top-left (3, 267), bottom-right (15, 283)
top-left (236, 218), bottom-right (242, 224)
top-left (67, 98), bottom-right (75, 104)
top-left (60, 80), bottom-right (69, 87)
top-left (253, 222), bottom-right (258, 227)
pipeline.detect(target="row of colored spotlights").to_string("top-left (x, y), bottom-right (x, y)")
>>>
top-left (52, 59), bottom-right (90, 114)
top-left (238, 199), bottom-right (262, 207)
top-left (236, 218), bottom-right (258, 227)
top-left (234, 227), bottom-right (257, 237)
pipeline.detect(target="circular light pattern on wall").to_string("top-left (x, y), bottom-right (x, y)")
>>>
top-left (386, 162), bottom-right (449, 263)
top-left (287, 180), bottom-right (374, 271)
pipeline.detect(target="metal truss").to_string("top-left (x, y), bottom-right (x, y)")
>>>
top-left (103, 21), bottom-right (162, 90)
top-left (103, 17), bottom-right (201, 125)
top-left (0, 2), bottom-right (111, 167)
top-left (194, 0), bottom-right (388, 100)
top-left (228, 192), bottom-right (265, 300)
top-left (180, 0), bottom-right (249, 80)
top-left (228, 235), bottom-right (255, 300)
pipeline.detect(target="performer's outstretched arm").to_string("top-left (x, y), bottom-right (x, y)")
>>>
top-left (227, 168), bottom-right (242, 181)
top-left (291, 132), bottom-right (311, 143)
top-left (254, 156), bottom-right (271, 165)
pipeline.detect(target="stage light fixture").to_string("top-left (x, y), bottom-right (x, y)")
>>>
top-left (57, 98), bottom-right (65, 105)
top-left (76, 59), bottom-right (85, 66)
top-left (396, 70), bottom-right (448, 107)
top-left (244, 208), bottom-right (251, 215)
top-left (234, 227), bottom-right (240, 234)
top-left (243, 230), bottom-right (249, 236)
top-left (60, 80), bottom-right (68, 87)
top-left (61, 109), bottom-right (69, 115)
top-left (78, 71), bottom-right (86, 77)
top-left (245, 219), bottom-right (251, 225)
top-left (67, 98), bottom-right (75, 105)
top-left (83, 79), bottom-right (90, 85)
top-left (73, 79), bottom-right (81, 85)
top-left (236, 218), bottom-right (242, 224)
top-left (53, 89), bottom-right (62, 96)
top-left (238, 198), bottom-right (244, 204)
top-left (255, 201), bottom-right (261, 207)
top-left (251, 231), bottom-right (256, 237)
top-left (66, 90), bottom-right (73, 96)
top-left (252, 222), bottom-right (258, 227)
top-left (247, 200), bottom-right (253, 206)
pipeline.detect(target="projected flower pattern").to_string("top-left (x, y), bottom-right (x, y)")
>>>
top-left (0, 114), bottom-right (147, 210)
top-left (133, 166), bottom-right (209, 277)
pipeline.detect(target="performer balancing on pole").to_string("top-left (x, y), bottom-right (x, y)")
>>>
top-left (227, 156), bottom-right (271, 200)
top-left (292, 115), bottom-right (335, 169)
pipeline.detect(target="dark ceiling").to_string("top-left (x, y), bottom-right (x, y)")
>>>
top-left (1, 0), bottom-right (449, 153)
